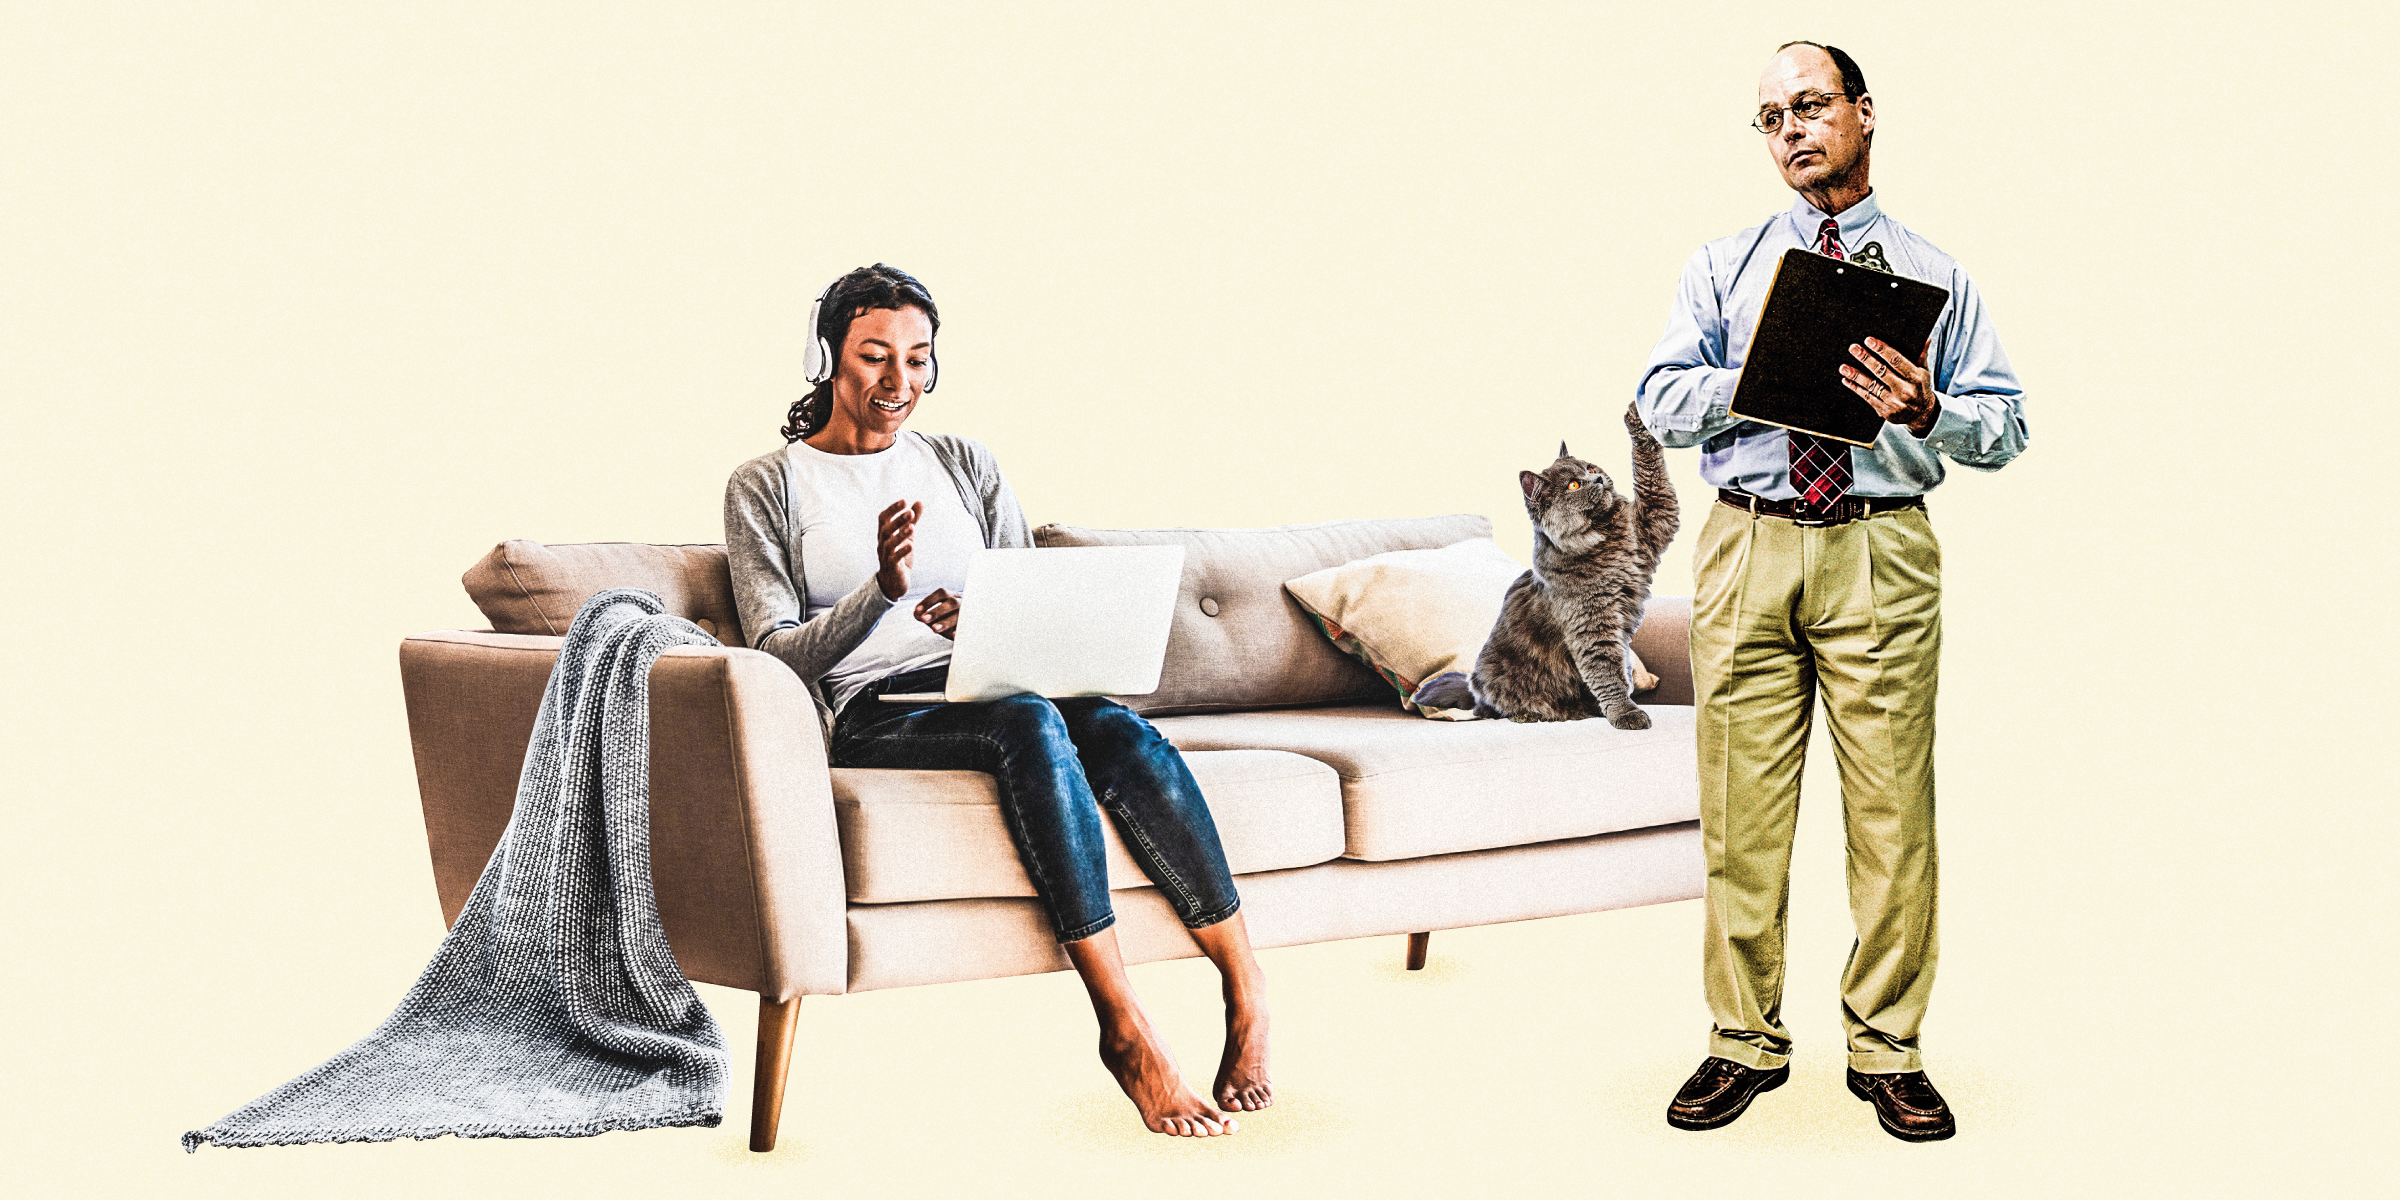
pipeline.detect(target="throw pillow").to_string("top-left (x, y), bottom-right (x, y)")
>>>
top-left (462, 540), bottom-right (745, 646)
top-left (1283, 538), bottom-right (1654, 719)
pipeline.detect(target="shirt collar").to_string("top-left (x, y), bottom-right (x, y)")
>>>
top-left (1789, 190), bottom-right (1882, 250)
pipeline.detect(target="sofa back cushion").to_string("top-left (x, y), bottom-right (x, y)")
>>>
top-left (462, 540), bottom-right (747, 646)
top-left (1034, 515), bottom-right (1492, 715)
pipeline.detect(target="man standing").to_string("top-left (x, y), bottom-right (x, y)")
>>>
top-left (1634, 41), bottom-right (2027, 1142)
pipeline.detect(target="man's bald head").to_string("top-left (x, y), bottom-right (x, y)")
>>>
top-left (1775, 41), bottom-right (1867, 100)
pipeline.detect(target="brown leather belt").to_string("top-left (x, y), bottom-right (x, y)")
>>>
top-left (1717, 488), bottom-right (1925, 527)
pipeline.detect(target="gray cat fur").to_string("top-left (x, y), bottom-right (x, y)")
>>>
top-left (1420, 404), bottom-right (1678, 727)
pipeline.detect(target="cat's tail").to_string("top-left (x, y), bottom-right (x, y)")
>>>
top-left (1410, 672), bottom-right (1477, 715)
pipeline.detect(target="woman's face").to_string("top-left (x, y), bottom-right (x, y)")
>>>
top-left (827, 305), bottom-right (934, 442)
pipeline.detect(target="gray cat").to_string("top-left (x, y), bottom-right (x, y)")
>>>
top-left (1415, 404), bottom-right (1679, 728)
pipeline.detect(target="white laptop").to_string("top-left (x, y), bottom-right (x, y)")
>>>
top-left (879, 544), bottom-right (1187, 703)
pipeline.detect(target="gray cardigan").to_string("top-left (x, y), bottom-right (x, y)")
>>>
top-left (723, 432), bottom-right (1034, 733)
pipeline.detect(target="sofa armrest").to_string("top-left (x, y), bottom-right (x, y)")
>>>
top-left (398, 631), bottom-right (847, 999)
top-left (1632, 596), bottom-right (1694, 707)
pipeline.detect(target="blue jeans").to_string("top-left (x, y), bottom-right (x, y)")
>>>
top-left (830, 665), bottom-right (1242, 943)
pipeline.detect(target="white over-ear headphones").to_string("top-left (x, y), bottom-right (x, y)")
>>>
top-left (800, 272), bottom-right (938, 392)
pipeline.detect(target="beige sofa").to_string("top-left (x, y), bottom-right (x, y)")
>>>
top-left (399, 513), bottom-right (1701, 1152)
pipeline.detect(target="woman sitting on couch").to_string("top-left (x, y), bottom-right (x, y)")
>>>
top-left (723, 264), bottom-right (1270, 1137)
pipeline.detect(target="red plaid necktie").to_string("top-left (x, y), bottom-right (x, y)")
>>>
top-left (1787, 217), bottom-right (1855, 509)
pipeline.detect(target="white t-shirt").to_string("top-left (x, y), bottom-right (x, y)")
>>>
top-left (785, 432), bottom-right (986, 715)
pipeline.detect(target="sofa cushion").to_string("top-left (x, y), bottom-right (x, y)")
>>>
top-left (1032, 514), bottom-right (1493, 715)
top-left (842, 823), bottom-right (1701, 993)
top-left (463, 540), bottom-right (746, 646)
top-left (832, 749), bottom-right (1344, 904)
top-left (1152, 704), bottom-right (1698, 862)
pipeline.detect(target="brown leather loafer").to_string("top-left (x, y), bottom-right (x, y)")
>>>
top-left (1666, 1057), bottom-right (1788, 1130)
top-left (1847, 1068), bottom-right (1957, 1142)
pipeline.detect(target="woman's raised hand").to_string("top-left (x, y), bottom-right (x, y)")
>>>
top-left (913, 588), bottom-right (961, 639)
top-left (875, 500), bottom-right (921, 601)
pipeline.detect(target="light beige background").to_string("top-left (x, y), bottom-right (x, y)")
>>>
top-left (5, 1), bottom-right (2391, 1196)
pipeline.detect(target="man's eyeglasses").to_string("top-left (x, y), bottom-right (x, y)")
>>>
top-left (1752, 91), bottom-right (1855, 134)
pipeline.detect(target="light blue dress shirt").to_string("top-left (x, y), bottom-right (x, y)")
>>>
top-left (1634, 193), bottom-right (2029, 498)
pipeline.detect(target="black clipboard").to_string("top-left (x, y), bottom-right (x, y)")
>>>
top-left (1729, 248), bottom-right (1950, 447)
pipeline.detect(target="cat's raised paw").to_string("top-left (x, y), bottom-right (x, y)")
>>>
top-left (1607, 707), bottom-right (1652, 730)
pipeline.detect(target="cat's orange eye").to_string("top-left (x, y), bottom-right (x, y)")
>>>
top-left (1568, 481), bottom-right (1583, 491)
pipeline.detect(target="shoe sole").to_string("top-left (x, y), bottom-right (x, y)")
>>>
top-left (1846, 1073), bottom-right (1956, 1142)
top-left (1666, 1067), bottom-right (1786, 1131)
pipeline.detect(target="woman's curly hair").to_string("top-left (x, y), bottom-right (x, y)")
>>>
top-left (782, 263), bottom-right (940, 443)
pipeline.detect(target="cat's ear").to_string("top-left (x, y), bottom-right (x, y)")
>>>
top-left (1519, 470), bottom-right (1543, 501)
top-left (1559, 441), bottom-right (1571, 459)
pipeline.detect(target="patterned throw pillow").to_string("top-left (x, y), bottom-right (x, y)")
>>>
top-left (1283, 537), bottom-right (1652, 720)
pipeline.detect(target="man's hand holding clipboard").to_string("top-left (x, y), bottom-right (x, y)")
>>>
top-left (1728, 247), bottom-right (1950, 446)
top-left (1841, 335), bottom-right (1939, 437)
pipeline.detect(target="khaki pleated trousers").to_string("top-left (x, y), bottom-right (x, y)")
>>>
top-left (1690, 500), bottom-right (1942, 1073)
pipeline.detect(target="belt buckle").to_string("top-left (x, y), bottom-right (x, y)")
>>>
top-left (1793, 495), bottom-right (1862, 527)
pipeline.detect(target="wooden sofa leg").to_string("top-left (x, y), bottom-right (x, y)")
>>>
top-left (1406, 931), bottom-right (1430, 971)
top-left (750, 995), bottom-right (801, 1152)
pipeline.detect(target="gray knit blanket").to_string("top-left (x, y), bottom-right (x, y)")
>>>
top-left (185, 589), bottom-right (729, 1151)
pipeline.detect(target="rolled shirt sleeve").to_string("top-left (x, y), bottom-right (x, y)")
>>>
top-left (1915, 269), bottom-right (2030, 470)
top-left (1635, 246), bottom-right (1745, 448)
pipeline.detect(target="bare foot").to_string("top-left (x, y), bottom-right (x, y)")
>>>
top-left (1214, 1005), bottom-right (1273, 1112)
top-left (1100, 1021), bottom-right (1236, 1136)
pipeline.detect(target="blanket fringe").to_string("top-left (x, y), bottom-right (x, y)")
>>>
top-left (184, 1108), bottom-right (721, 1153)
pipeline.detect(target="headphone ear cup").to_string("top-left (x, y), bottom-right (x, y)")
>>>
top-left (800, 295), bottom-right (829, 384)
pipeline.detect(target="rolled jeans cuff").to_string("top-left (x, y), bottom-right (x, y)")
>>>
top-left (1183, 895), bottom-right (1241, 932)
top-left (1055, 911), bottom-right (1118, 945)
